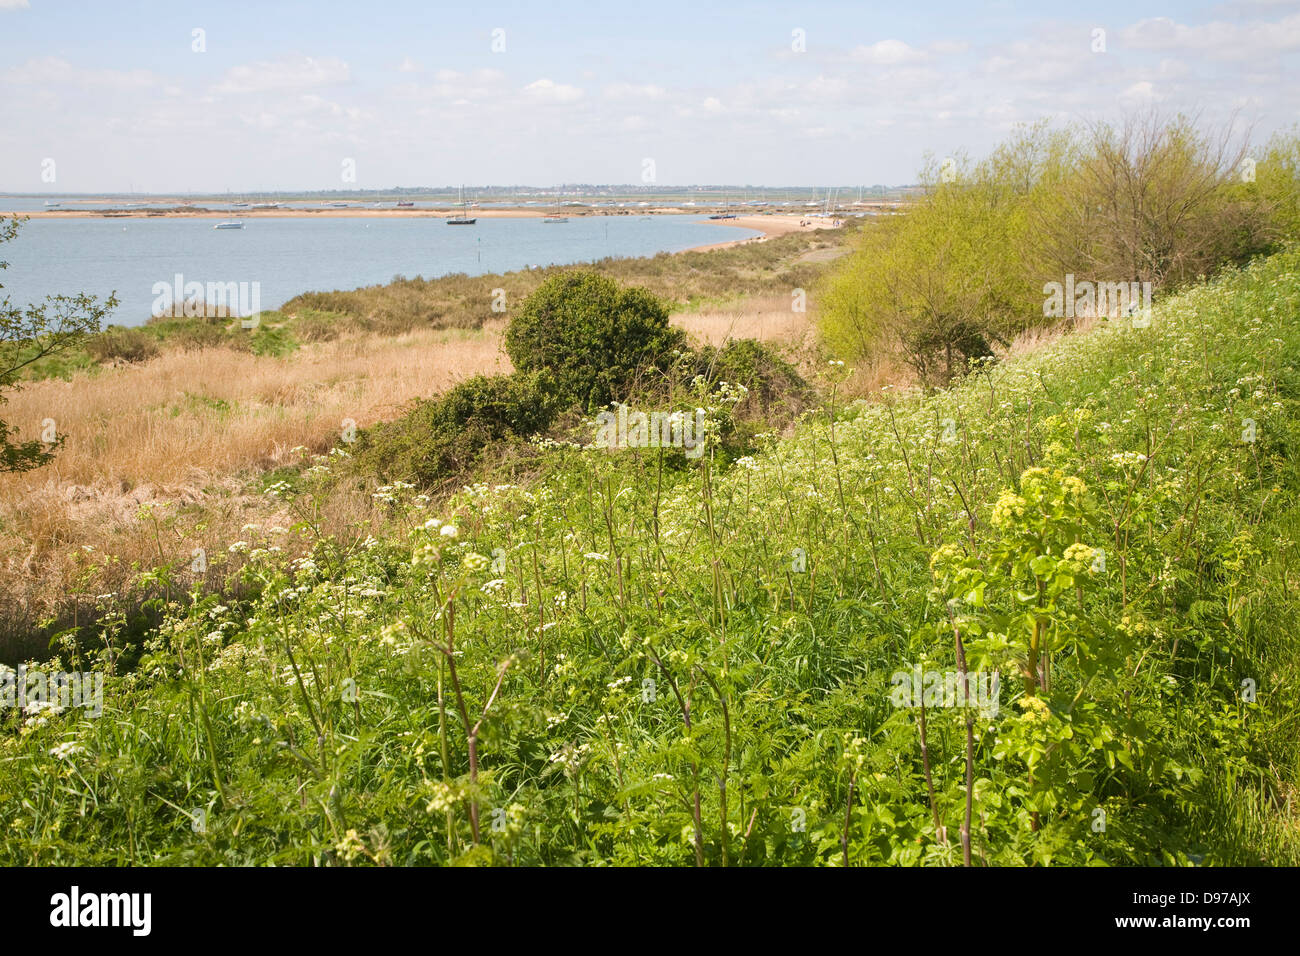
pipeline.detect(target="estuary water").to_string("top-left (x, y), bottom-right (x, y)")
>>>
top-left (0, 212), bottom-right (760, 326)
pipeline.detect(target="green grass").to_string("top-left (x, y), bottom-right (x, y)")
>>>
top-left (3, 246), bottom-right (1298, 865)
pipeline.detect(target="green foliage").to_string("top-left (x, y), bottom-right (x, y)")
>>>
top-left (3, 247), bottom-right (1299, 865)
top-left (86, 325), bottom-right (160, 364)
top-left (822, 116), bottom-right (1300, 385)
top-left (356, 370), bottom-right (562, 486)
top-left (504, 271), bottom-right (686, 410)
top-left (1249, 124), bottom-right (1300, 244)
top-left (248, 323), bottom-right (299, 358)
top-left (682, 338), bottom-right (817, 443)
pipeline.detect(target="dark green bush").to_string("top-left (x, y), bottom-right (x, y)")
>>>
top-left (504, 271), bottom-right (686, 410)
top-left (356, 370), bottom-right (562, 486)
top-left (687, 339), bottom-right (815, 417)
top-left (87, 326), bottom-right (159, 364)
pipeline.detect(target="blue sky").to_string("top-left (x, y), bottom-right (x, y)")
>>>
top-left (2, 0), bottom-right (1298, 191)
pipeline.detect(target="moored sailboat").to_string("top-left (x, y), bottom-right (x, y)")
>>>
top-left (446, 185), bottom-right (476, 225)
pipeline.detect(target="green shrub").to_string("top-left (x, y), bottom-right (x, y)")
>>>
top-left (87, 326), bottom-right (159, 365)
top-left (291, 309), bottom-right (347, 343)
top-left (686, 338), bottom-right (816, 427)
top-left (821, 116), bottom-right (1300, 385)
top-left (356, 370), bottom-right (561, 486)
top-left (248, 324), bottom-right (298, 358)
top-left (504, 271), bottom-right (686, 410)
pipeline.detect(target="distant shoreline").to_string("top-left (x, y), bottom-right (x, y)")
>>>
top-left (9, 207), bottom-right (552, 220)
top-left (2, 206), bottom-right (848, 253)
top-left (680, 214), bottom-right (845, 252)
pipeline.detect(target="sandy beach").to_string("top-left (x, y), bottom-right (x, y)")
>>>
top-left (682, 213), bottom-right (846, 252)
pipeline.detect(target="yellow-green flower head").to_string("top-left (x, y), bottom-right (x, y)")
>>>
top-left (1059, 542), bottom-right (1097, 574)
top-left (1017, 695), bottom-right (1052, 723)
top-left (1020, 467), bottom-right (1051, 493)
top-left (462, 553), bottom-right (490, 573)
top-left (991, 491), bottom-right (1028, 530)
top-left (929, 542), bottom-right (965, 574)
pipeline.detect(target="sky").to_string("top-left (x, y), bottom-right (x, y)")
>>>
top-left (1, 0), bottom-right (1298, 192)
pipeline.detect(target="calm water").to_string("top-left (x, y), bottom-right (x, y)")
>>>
top-left (0, 212), bottom-right (759, 326)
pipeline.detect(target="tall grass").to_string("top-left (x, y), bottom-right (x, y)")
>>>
top-left (3, 246), bottom-right (1296, 866)
top-left (0, 327), bottom-right (508, 658)
top-left (0, 300), bottom-right (823, 662)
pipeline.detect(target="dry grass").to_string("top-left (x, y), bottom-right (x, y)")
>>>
top-left (0, 325), bottom-right (511, 660)
top-left (672, 294), bottom-right (815, 348)
top-left (1, 324), bottom-right (508, 493)
top-left (1, 300), bottom-right (834, 661)
top-left (997, 315), bottom-right (1100, 359)
top-left (0, 280), bottom-right (1059, 662)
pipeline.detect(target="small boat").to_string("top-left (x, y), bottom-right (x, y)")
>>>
top-left (543, 216), bottom-right (569, 223)
top-left (231, 202), bottom-right (250, 208)
top-left (213, 220), bottom-right (245, 230)
top-left (251, 202), bottom-right (281, 209)
top-left (396, 201), bottom-right (415, 208)
top-left (327, 201), bottom-right (349, 208)
top-left (446, 185), bottom-right (476, 225)
top-left (44, 201), bottom-right (61, 207)
top-left (708, 213), bottom-right (737, 220)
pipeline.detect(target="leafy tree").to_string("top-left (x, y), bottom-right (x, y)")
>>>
top-left (1036, 112), bottom-right (1265, 290)
top-left (1245, 124), bottom-right (1300, 246)
top-left (821, 151), bottom-right (1032, 386)
top-left (504, 271), bottom-right (685, 410)
top-left (821, 114), bottom-right (1300, 386)
top-left (0, 216), bottom-right (116, 472)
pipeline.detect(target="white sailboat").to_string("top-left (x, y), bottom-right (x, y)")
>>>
top-left (446, 185), bottom-right (476, 225)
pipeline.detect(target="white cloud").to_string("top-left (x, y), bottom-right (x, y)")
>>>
top-left (2, 56), bottom-right (158, 89)
top-left (852, 39), bottom-right (926, 65)
top-left (604, 83), bottom-right (666, 100)
top-left (522, 78), bottom-right (583, 103)
top-left (213, 56), bottom-right (350, 95)
top-left (0, 0), bottom-right (31, 11)
top-left (1118, 81), bottom-right (1163, 107)
top-left (1121, 13), bottom-right (1300, 61)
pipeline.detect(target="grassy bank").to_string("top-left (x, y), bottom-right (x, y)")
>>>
top-left (15, 224), bottom-right (850, 379)
top-left (0, 224), bottom-right (849, 662)
top-left (4, 246), bottom-right (1296, 865)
